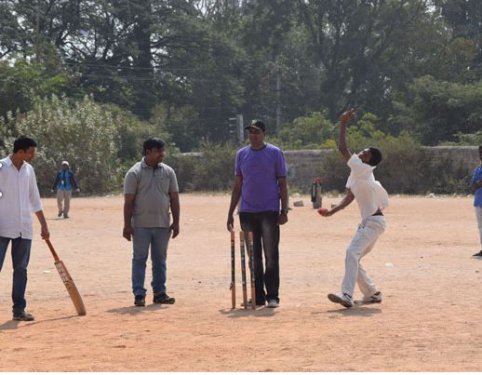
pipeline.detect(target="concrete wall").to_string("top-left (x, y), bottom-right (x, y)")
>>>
top-left (421, 146), bottom-right (479, 168)
top-left (176, 146), bottom-right (480, 194)
top-left (283, 146), bottom-right (480, 191)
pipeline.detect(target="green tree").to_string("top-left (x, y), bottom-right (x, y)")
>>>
top-left (9, 95), bottom-right (122, 195)
top-left (295, 0), bottom-right (464, 123)
top-left (0, 60), bottom-right (77, 120)
top-left (434, 0), bottom-right (482, 79)
top-left (395, 75), bottom-right (482, 144)
top-left (276, 112), bottom-right (334, 149)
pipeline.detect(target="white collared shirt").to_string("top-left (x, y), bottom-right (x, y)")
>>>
top-left (0, 156), bottom-right (42, 239)
top-left (346, 154), bottom-right (389, 220)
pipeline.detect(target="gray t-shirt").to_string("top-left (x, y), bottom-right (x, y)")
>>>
top-left (124, 159), bottom-right (179, 228)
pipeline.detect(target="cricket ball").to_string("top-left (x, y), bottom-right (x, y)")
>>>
top-left (318, 208), bottom-right (328, 215)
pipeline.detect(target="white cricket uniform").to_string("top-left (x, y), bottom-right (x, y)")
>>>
top-left (341, 154), bottom-right (389, 298)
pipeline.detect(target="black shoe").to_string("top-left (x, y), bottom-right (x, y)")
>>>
top-left (134, 295), bottom-right (145, 307)
top-left (13, 311), bottom-right (35, 321)
top-left (472, 250), bottom-right (482, 257)
top-left (57, 212), bottom-right (62, 217)
top-left (153, 293), bottom-right (175, 304)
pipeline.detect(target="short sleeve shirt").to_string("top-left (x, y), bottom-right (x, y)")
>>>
top-left (471, 165), bottom-right (482, 207)
top-left (124, 159), bottom-right (179, 228)
top-left (346, 154), bottom-right (389, 220)
top-left (235, 143), bottom-right (287, 212)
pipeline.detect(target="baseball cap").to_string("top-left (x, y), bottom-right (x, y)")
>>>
top-left (245, 119), bottom-right (266, 132)
top-left (61, 161), bottom-right (69, 167)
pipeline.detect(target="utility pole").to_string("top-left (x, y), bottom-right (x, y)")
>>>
top-left (275, 65), bottom-right (281, 134)
top-left (236, 114), bottom-right (244, 145)
top-left (35, 1), bottom-right (40, 63)
top-left (228, 114), bottom-right (244, 145)
top-left (267, 60), bottom-right (282, 134)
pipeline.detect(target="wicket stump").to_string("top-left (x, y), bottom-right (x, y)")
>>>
top-left (229, 231), bottom-right (256, 310)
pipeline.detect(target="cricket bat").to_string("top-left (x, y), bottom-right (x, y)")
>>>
top-left (45, 239), bottom-right (86, 316)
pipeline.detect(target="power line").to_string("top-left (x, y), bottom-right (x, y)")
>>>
top-left (63, 61), bottom-right (240, 73)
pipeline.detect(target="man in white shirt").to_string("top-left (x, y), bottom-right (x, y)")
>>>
top-left (0, 136), bottom-right (50, 321)
top-left (320, 109), bottom-right (388, 308)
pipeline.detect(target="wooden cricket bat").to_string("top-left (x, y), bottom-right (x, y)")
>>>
top-left (246, 232), bottom-right (256, 310)
top-left (230, 231), bottom-right (236, 309)
top-left (45, 239), bottom-right (86, 316)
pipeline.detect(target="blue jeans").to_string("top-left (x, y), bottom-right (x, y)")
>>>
top-left (132, 227), bottom-right (171, 297)
top-left (0, 237), bottom-right (32, 314)
top-left (239, 212), bottom-right (280, 304)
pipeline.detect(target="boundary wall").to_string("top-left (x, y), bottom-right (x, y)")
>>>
top-left (283, 146), bottom-right (480, 192)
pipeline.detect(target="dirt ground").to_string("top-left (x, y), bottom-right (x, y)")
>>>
top-left (0, 193), bottom-right (481, 372)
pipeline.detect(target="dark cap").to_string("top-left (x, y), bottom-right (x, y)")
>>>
top-left (245, 119), bottom-right (266, 132)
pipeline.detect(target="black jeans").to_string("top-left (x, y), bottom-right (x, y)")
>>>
top-left (239, 211), bottom-right (280, 304)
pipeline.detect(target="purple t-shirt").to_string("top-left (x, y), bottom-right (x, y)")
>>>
top-left (235, 143), bottom-right (287, 212)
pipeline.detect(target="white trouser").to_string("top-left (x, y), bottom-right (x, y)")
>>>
top-left (476, 206), bottom-right (482, 248)
top-left (341, 216), bottom-right (386, 298)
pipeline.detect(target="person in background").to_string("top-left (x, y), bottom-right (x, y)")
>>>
top-left (51, 160), bottom-right (80, 219)
top-left (471, 146), bottom-right (482, 257)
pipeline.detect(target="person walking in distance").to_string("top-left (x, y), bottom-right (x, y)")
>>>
top-left (51, 160), bottom-right (80, 219)
top-left (0, 136), bottom-right (50, 321)
top-left (123, 137), bottom-right (180, 307)
top-left (471, 146), bottom-right (482, 257)
top-left (320, 109), bottom-right (388, 308)
top-left (227, 120), bottom-right (289, 308)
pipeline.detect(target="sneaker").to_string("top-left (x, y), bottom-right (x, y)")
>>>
top-left (57, 212), bottom-right (62, 218)
top-left (327, 292), bottom-right (354, 308)
top-left (472, 250), bottom-right (482, 257)
top-left (134, 295), bottom-right (145, 307)
top-left (13, 311), bottom-right (35, 321)
top-left (153, 293), bottom-right (175, 304)
top-left (267, 299), bottom-right (279, 308)
top-left (362, 291), bottom-right (383, 304)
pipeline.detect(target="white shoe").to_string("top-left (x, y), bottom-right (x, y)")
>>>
top-left (327, 292), bottom-right (354, 308)
top-left (267, 299), bottom-right (279, 308)
top-left (362, 291), bottom-right (382, 303)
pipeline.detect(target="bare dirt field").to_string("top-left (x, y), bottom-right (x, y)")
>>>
top-left (0, 193), bottom-right (481, 372)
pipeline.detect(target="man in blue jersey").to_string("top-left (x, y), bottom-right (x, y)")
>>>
top-left (227, 120), bottom-right (288, 308)
top-left (471, 146), bottom-right (482, 257)
top-left (51, 161), bottom-right (79, 219)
